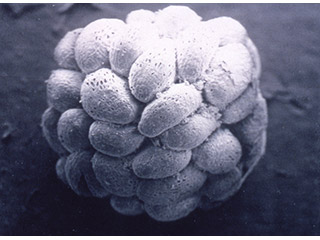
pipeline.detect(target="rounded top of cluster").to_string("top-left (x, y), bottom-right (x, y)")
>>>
top-left (53, 5), bottom-right (257, 82)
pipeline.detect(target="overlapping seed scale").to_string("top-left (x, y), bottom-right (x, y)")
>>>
top-left (138, 83), bottom-right (202, 138)
top-left (203, 43), bottom-right (254, 110)
top-left (204, 17), bottom-right (248, 46)
top-left (137, 164), bottom-right (207, 205)
top-left (110, 24), bottom-right (159, 77)
top-left (177, 26), bottom-right (219, 83)
top-left (46, 69), bottom-right (84, 112)
top-left (54, 28), bottom-right (82, 70)
top-left (57, 108), bottom-right (93, 153)
top-left (160, 104), bottom-right (221, 151)
top-left (89, 121), bottom-right (145, 157)
top-left (202, 167), bottom-right (242, 202)
top-left (144, 194), bottom-right (200, 222)
top-left (132, 145), bottom-right (191, 179)
top-left (91, 152), bottom-right (139, 197)
top-left (64, 151), bottom-right (110, 198)
top-left (155, 5), bottom-right (202, 39)
top-left (128, 38), bottom-right (176, 103)
top-left (193, 128), bottom-right (242, 175)
top-left (81, 68), bottom-right (140, 124)
top-left (75, 19), bottom-right (125, 74)
top-left (41, 107), bottom-right (68, 155)
top-left (110, 196), bottom-right (144, 216)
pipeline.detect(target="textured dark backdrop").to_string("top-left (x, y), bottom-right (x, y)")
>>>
top-left (0, 3), bottom-right (320, 236)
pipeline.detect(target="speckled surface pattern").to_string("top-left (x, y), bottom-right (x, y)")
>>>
top-left (0, 3), bottom-right (320, 235)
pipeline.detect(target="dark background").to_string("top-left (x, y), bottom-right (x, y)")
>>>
top-left (0, 3), bottom-right (320, 236)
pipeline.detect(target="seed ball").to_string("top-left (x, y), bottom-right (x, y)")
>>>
top-left (89, 121), bottom-right (145, 157)
top-left (132, 145), bottom-right (191, 179)
top-left (203, 43), bottom-right (254, 110)
top-left (138, 83), bottom-right (202, 138)
top-left (56, 156), bottom-right (68, 184)
top-left (155, 5), bottom-right (202, 39)
top-left (54, 28), bottom-right (82, 70)
top-left (46, 69), bottom-right (84, 113)
top-left (202, 167), bottom-right (242, 202)
top-left (193, 128), bottom-right (242, 175)
top-left (204, 17), bottom-right (248, 46)
top-left (128, 38), bottom-right (176, 103)
top-left (75, 18), bottom-right (125, 74)
top-left (41, 107), bottom-right (68, 155)
top-left (110, 24), bottom-right (159, 77)
top-left (41, 6), bottom-right (267, 222)
top-left (221, 84), bottom-right (258, 124)
top-left (160, 105), bottom-right (221, 151)
top-left (81, 68), bottom-right (141, 124)
top-left (91, 152), bottom-right (139, 197)
top-left (144, 195), bottom-right (200, 222)
top-left (110, 196), bottom-right (144, 216)
top-left (57, 108), bottom-right (93, 153)
top-left (64, 151), bottom-right (110, 198)
top-left (137, 164), bottom-right (207, 205)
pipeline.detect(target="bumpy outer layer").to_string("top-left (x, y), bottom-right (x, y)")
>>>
top-left (42, 5), bottom-right (268, 222)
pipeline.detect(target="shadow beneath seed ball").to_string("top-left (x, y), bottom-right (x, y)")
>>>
top-left (1, 3), bottom-right (320, 236)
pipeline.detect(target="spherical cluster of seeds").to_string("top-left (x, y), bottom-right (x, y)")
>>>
top-left (41, 6), bottom-right (268, 222)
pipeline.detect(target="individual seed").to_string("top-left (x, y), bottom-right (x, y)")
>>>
top-left (137, 164), bottom-right (207, 205)
top-left (193, 128), bottom-right (242, 175)
top-left (132, 145), bottom-right (191, 179)
top-left (64, 151), bottom-right (110, 198)
top-left (110, 196), bottom-right (144, 216)
top-left (89, 121), bottom-right (145, 157)
top-left (91, 152), bottom-right (139, 197)
top-left (144, 195), bottom-right (200, 222)
top-left (54, 28), bottom-right (82, 70)
top-left (128, 38), bottom-right (176, 103)
top-left (138, 83), bottom-right (202, 138)
top-left (81, 68), bottom-right (141, 124)
top-left (203, 43), bottom-right (253, 110)
top-left (46, 69), bottom-right (84, 113)
top-left (75, 18), bottom-right (125, 74)
top-left (41, 107), bottom-right (68, 155)
top-left (57, 108), bottom-right (93, 153)
top-left (160, 105), bottom-right (221, 151)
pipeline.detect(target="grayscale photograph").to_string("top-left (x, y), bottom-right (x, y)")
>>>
top-left (0, 2), bottom-right (319, 236)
